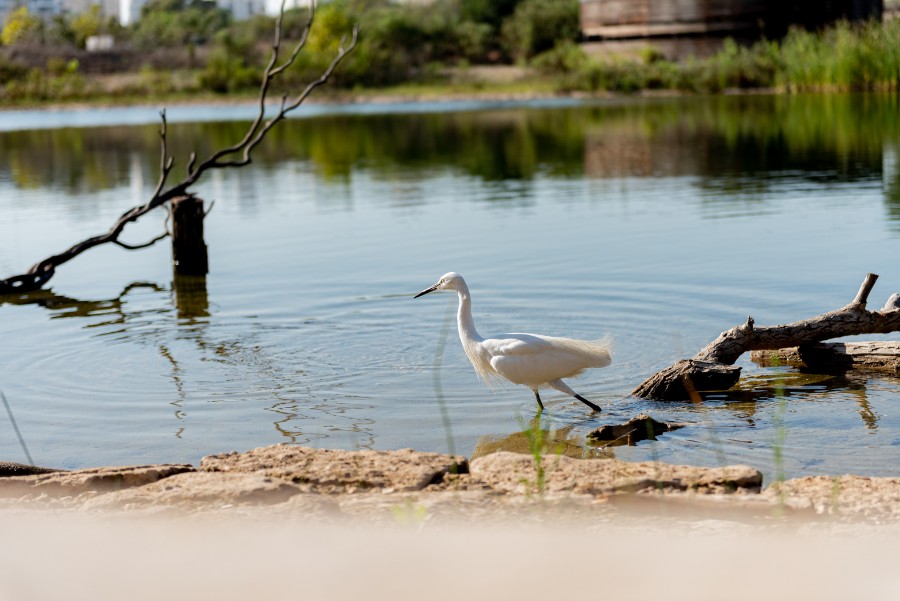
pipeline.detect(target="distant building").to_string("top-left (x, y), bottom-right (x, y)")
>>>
top-left (217, 0), bottom-right (263, 21)
top-left (0, 0), bottom-right (62, 20)
top-left (86, 32), bottom-right (114, 49)
top-left (117, 0), bottom-right (144, 24)
top-left (580, 0), bottom-right (885, 58)
top-left (581, 0), bottom-right (884, 40)
top-left (0, 0), bottom-right (117, 24)
top-left (0, 0), bottom-right (267, 26)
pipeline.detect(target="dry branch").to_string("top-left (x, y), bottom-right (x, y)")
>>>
top-left (633, 273), bottom-right (900, 400)
top-left (0, 1), bottom-right (357, 295)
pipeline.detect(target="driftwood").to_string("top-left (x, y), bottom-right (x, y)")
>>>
top-left (753, 341), bottom-right (900, 374)
top-left (633, 273), bottom-right (900, 400)
top-left (0, 1), bottom-right (357, 295)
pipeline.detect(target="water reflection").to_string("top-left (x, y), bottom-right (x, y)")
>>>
top-left (471, 415), bottom-right (612, 460)
top-left (2, 94), bottom-right (897, 208)
top-left (0, 280), bottom-right (376, 446)
top-left (3, 95), bottom-right (900, 475)
top-left (0, 281), bottom-right (165, 322)
top-left (172, 274), bottom-right (210, 321)
top-left (703, 370), bottom-right (881, 431)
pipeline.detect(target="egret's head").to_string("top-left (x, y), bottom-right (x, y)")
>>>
top-left (414, 272), bottom-right (464, 298)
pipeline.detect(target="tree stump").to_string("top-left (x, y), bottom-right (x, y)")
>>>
top-left (171, 196), bottom-right (208, 276)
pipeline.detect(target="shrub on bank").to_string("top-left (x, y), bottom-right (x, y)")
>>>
top-left (533, 19), bottom-right (899, 94)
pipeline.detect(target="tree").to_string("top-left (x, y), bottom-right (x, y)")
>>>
top-left (0, 5), bottom-right (358, 293)
top-left (501, 0), bottom-right (579, 61)
top-left (1, 6), bottom-right (43, 46)
top-left (460, 0), bottom-right (519, 32)
top-left (70, 5), bottom-right (106, 48)
top-left (131, 0), bottom-right (231, 48)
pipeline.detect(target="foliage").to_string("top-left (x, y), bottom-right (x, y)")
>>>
top-left (778, 19), bottom-right (900, 91)
top-left (1, 6), bottom-right (43, 46)
top-left (0, 65), bottom-right (96, 103)
top-left (252, 1), bottom-right (492, 91)
top-left (533, 19), bottom-right (900, 94)
top-left (5, 0), bottom-right (900, 102)
top-left (501, 0), bottom-right (579, 62)
top-left (199, 47), bottom-right (260, 92)
top-left (0, 56), bottom-right (28, 84)
top-left (131, 0), bottom-right (231, 49)
top-left (460, 0), bottom-right (520, 32)
top-left (70, 5), bottom-right (105, 48)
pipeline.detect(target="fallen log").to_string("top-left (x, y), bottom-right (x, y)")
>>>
top-left (633, 273), bottom-right (900, 400)
top-left (752, 341), bottom-right (900, 375)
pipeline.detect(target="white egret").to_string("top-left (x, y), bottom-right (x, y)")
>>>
top-left (414, 272), bottom-right (611, 412)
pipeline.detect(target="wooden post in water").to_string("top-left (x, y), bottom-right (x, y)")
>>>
top-left (171, 196), bottom-right (208, 276)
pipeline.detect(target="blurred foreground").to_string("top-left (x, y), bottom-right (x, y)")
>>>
top-left (0, 507), bottom-right (899, 601)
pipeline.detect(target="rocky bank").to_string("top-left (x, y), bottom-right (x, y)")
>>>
top-left (2, 444), bottom-right (899, 523)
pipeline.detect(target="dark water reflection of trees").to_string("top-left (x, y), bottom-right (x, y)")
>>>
top-left (1, 93), bottom-right (898, 202)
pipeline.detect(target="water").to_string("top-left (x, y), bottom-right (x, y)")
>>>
top-left (1, 93), bottom-right (899, 483)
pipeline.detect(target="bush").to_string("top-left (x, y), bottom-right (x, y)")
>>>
top-left (198, 48), bottom-right (259, 92)
top-left (501, 0), bottom-right (579, 62)
top-left (0, 57), bottom-right (28, 84)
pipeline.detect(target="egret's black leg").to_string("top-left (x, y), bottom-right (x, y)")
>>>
top-left (574, 394), bottom-right (602, 412)
top-left (533, 389), bottom-right (544, 411)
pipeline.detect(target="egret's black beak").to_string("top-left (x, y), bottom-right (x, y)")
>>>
top-left (414, 283), bottom-right (439, 298)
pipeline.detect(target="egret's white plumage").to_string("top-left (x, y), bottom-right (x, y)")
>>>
top-left (414, 272), bottom-right (611, 412)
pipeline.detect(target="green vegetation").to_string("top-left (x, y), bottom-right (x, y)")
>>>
top-left (0, 0), bottom-right (898, 106)
top-left (539, 19), bottom-right (900, 93)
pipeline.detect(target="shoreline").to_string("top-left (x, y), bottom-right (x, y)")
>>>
top-left (2, 442), bottom-right (899, 523)
top-left (0, 84), bottom-right (782, 116)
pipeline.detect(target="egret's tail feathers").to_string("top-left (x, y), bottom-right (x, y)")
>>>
top-left (551, 335), bottom-right (612, 368)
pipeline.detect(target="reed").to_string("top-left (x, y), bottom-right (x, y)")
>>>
top-left (538, 19), bottom-right (900, 94)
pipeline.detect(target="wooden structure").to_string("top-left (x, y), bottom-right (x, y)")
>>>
top-left (580, 0), bottom-right (884, 41)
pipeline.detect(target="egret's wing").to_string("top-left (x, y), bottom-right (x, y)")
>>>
top-left (480, 333), bottom-right (551, 357)
top-left (483, 333), bottom-right (611, 387)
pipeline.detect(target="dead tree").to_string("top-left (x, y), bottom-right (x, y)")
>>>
top-left (633, 273), bottom-right (900, 400)
top-left (0, 2), bottom-right (357, 295)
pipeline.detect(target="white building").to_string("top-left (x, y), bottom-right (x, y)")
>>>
top-left (117, 0), bottom-right (144, 25)
top-left (0, 0), bottom-right (266, 26)
top-left (217, 0), bottom-right (263, 20)
top-left (0, 0), bottom-right (62, 20)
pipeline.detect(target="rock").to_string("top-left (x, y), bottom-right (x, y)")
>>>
top-left (0, 464), bottom-right (194, 498)
top-left (81, 472), bottom-right (311, 511)
top-left (0, 461), bottom-right (62, 477)
top-left (470, 451), bottom-right (762, 496)
top-left (764, 475), bottom-right (900, 519)
top-left (201, 444), bottom-right (468, 494)
top-left (587, 413), bottom-right (684, 446)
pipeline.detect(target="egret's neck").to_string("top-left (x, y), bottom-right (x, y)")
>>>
top-left (456, 286), bottom-right (482, 344)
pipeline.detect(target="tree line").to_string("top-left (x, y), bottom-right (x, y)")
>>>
top-left (0, 0), bottom-right (898, 104)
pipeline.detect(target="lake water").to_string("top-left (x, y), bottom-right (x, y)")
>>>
top-left (1, 93), bottom-right (899, 484)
